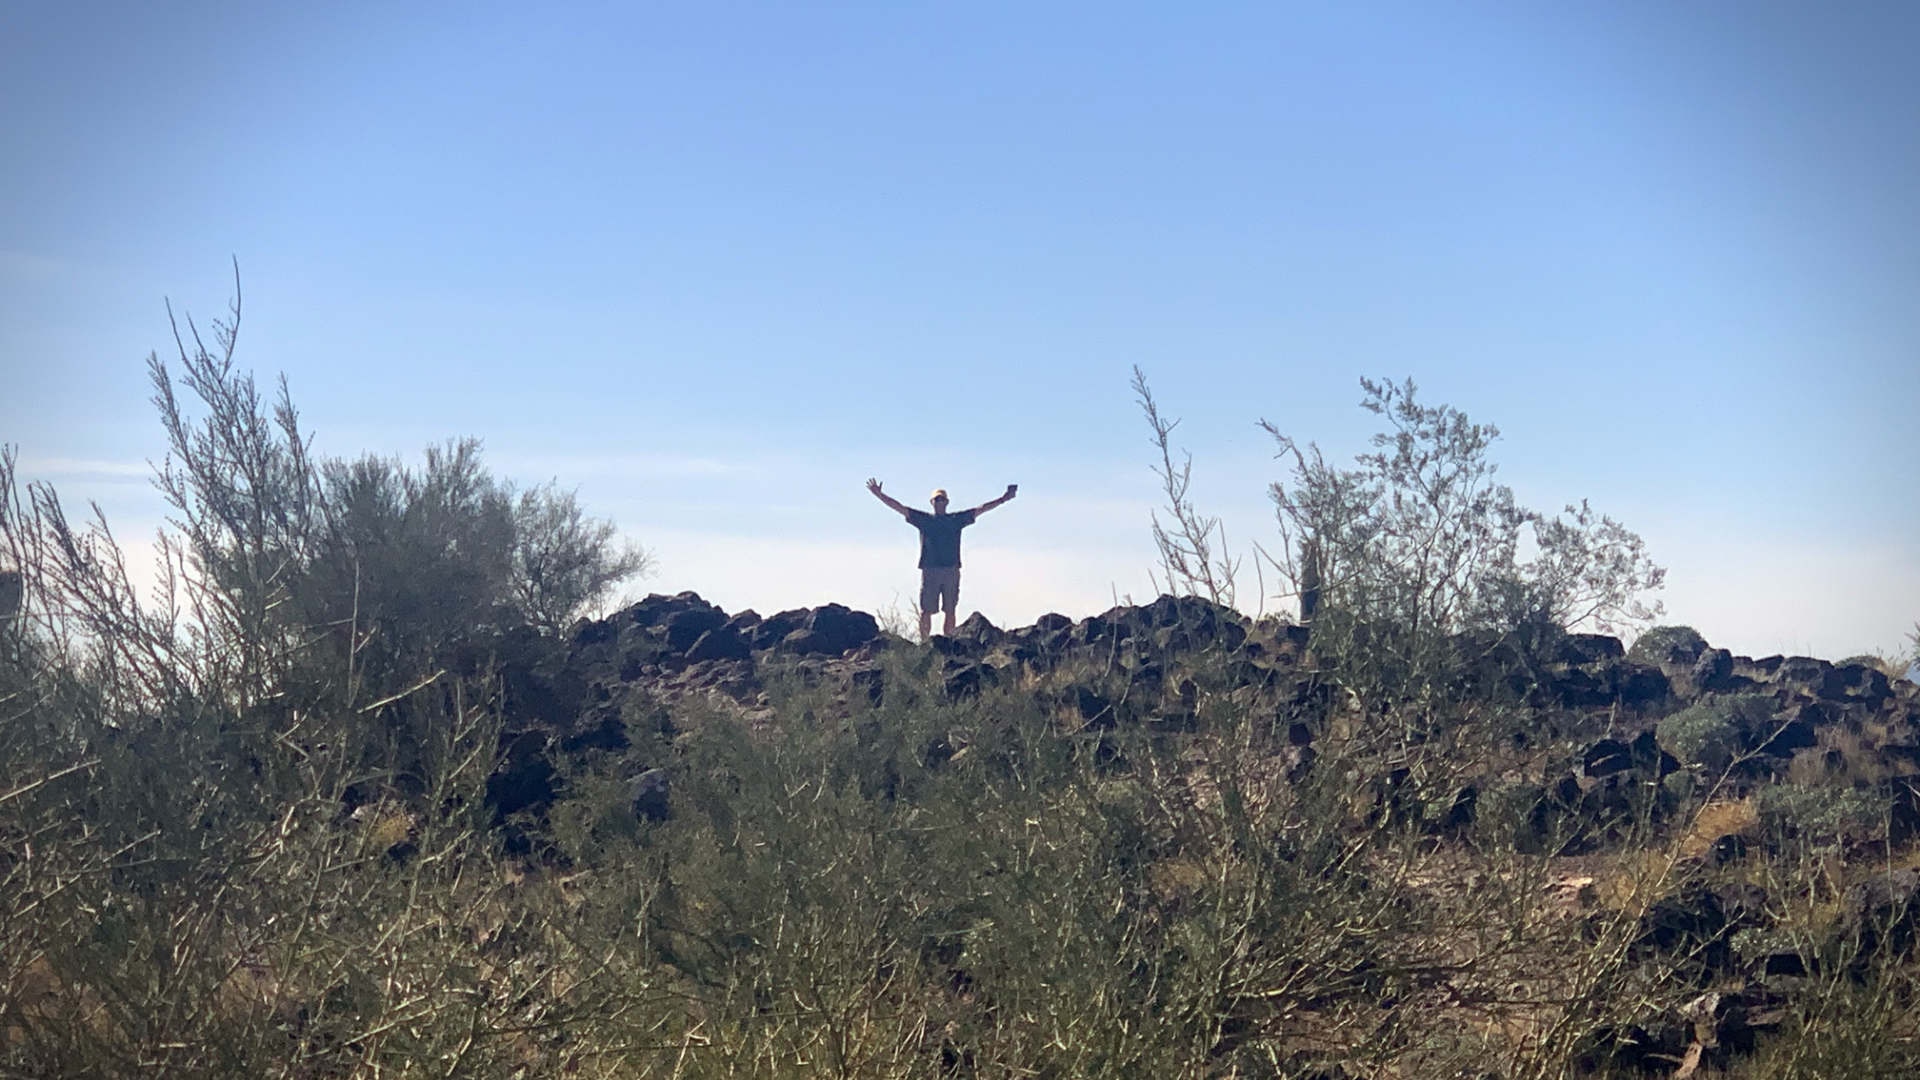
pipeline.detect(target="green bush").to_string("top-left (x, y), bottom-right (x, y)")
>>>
top-left (1627, 624), bottom-right (1707, 667)
top-left (1756, 783), bottom-right (1889, 848)
top-left (1655, 693), bottom-right (1771, 774)
top-left (0, 282), bottom-right (652, 1076)
top-left (1256, 377), bottom-right (1665, 705)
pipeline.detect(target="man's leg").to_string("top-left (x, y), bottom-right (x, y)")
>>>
top-left (941, 570), bottom-right (961, 636)
top-left (919, 570), bottom-right (938, 641)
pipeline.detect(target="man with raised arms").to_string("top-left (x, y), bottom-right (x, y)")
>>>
top-left (866, 479), bottom-right (1017, 640)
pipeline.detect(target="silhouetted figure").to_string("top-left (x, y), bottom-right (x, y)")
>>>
top-left (867, 479), bottom-right (1017, 639)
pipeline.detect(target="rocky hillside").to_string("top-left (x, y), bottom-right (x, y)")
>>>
top-left (496, 591), bottom-right (1918, 824)
top-left (462, 592), bottom-right (1920, 1073)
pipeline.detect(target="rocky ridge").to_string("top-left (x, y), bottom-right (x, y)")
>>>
top-left (478, 591), bottom-right (1920, 1071)
top-left (492, 591), bottom-right (1919, 825)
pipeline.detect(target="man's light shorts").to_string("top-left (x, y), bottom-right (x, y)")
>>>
top-left (920, 567), bottom-right (961, 614)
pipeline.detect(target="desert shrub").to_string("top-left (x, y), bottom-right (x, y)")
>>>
top-left (1257, 377), bottom-right (1664, 707)
top-left (1656, 694), bottom-right (1772, 774)
top-left (1474, 780), bottom-right (1556, 853)
top-left (1741, 976), bottom-right (1920, 1080)
top-left (145, 285), bottom-right (641, 690)
top-left (0, 280), bottom-right (656, 1077)
top-left (1756, 784), bottom-right (1890, 849)
top-left (1628, 624), bottom-right (1707, 667)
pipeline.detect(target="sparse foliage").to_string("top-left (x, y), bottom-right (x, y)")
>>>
top-left (1132, 367), bottom-right (1239, 608)
top-left (511, 479), bottom-right (651, 632)
top-left (1260, 377), bottom-right (1665, 702)
top-left (0, 276), bottom-right (655, 1078)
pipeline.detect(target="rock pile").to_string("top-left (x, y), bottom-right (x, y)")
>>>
top-left (486, 593), bottom-right (1920, 842)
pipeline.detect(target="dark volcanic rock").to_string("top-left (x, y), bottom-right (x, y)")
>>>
top-left (1554, 666), bottom-right (1613, 709)
top-left (851, 666), bottom-right (885, 706)
top-left (686, 624), bottom-right (752, 663)
top-left (1829, 662), bottom-right (1893, 709)
top-left (929, 633), bottom-right (982, 660)
top-left (1756, 708), bottom-right (1818, 757)
top-left (1632, 882), bottom-right (1769, 978)
top-left (1560, 633), bottom-right (1625, 666)
top-left (1615, 663), bottom-right (1671, 708)
top-left (488, 730), bottom-right (557, 819)
top-left (662, 605), bottom-right (728, 653)
top-left (1692, 648), bottom-right (1735, 693)
top-left (572, 617), bottom-right (617, 647)
top-left (624, 591), bottom-right (713, 629)
top-left (631, 767), bottom-right (671, 822)
top-left (943, 661), bottom-right (1000, 699)
top-left (751, 608), bottom-right (811, 649)
top-left (955, 611), bottom-right (1003, 647)
top-left (779, 628), bottom-right (828, 656)
top-left (807, 603), bottom-right (881, 655)
top-left (1073, 686), bottom-right (1115, 730)
top-left (1582, 738), bottom-right (1635, 778)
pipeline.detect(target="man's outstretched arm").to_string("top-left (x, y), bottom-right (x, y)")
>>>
top-left (968, 484), bottom-right (1018, 516)
top-left (867, 477), bottom-right (914, 518)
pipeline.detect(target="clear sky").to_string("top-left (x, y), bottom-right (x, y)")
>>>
top-left (3, 1), bottom-right (1916, 661)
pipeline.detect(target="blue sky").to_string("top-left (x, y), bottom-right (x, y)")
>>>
top-left (3, 1), bottom-right (1916, 660)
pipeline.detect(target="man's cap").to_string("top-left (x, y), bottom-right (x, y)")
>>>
top-left (930, 488), bottom-right (948, 501)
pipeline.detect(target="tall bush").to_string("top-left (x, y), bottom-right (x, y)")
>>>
top-left (0, 276), bottom-right (654, 1076)
top-left (1260, 377), bottom-right (1665, 704)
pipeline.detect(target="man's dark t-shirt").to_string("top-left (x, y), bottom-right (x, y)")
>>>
top-left (905, 508), bottom-right (977, 569)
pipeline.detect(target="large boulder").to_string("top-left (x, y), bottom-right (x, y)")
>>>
top-left (685, 624), bottom-right (752, 663)
top-left (751, 608), bottom-right (811, 649)
top-left (662, 604), bottom-right (728, 653)
top-left (805, 603), bottom-right (881, 655)
top-left (1559, 633), bottom-right (1625, 666)
top-left (1615, 663), bottom-right (1672, 709)
top-left (955, 611), bottom-right (1004, 647)
top-left (621, 591), bottom-right (715, 630)
top-left (1827, 661), bottom-right (1893, 709)
top-left (630, 768), bottom-right (672, 822)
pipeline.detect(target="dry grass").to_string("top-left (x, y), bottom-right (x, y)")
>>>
top-left (1679, 798), bottom-right (1761, 860)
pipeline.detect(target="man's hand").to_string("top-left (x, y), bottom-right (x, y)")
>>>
top-left (972, 483), bottom-right (1018, 516)
top-left (869, 477), bottom-right (911, 517)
